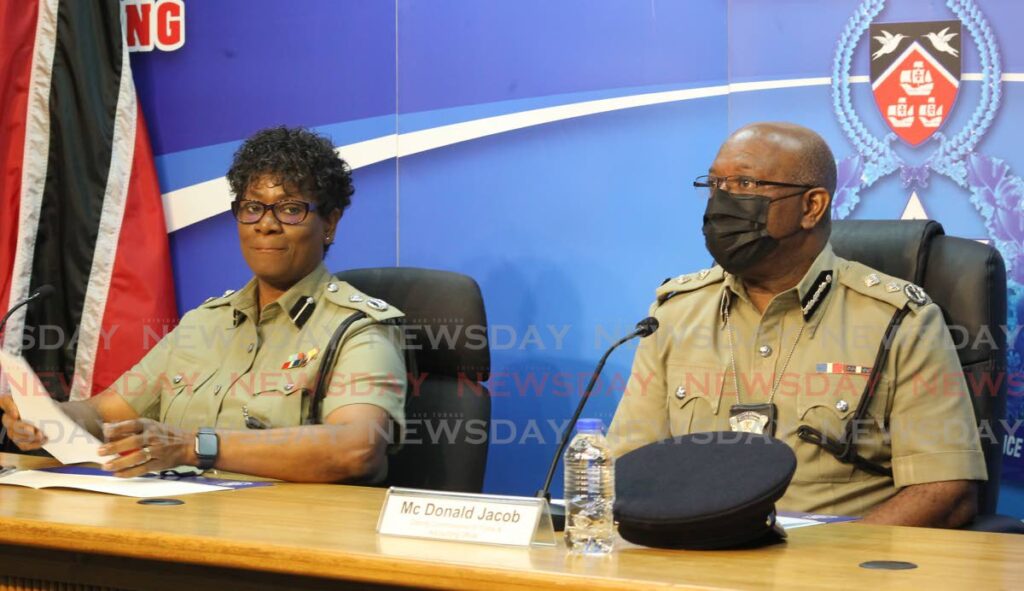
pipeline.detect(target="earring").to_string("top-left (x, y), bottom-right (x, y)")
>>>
top-left (324, 234), bottom-right (332, 244)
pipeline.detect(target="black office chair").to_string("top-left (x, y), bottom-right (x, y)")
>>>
top-left (831, 219), bottom-right (1024, 533)
top-left (334, 267), bottom-right (491, 493)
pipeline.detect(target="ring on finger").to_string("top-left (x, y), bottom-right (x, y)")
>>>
top-left (140, 446), bottom-right (153, 464)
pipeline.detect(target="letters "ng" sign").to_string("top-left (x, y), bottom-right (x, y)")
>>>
top-left (122, 0), bottom-right (185, 53)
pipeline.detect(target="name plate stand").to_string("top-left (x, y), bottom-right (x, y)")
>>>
top-left (377, 487), bottom-right (556, 547)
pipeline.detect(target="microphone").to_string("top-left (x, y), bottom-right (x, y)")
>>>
top-left (536, 316), bottom-right (660, 530)
top-left (0, 285), bottom-right (55, 335)
top-left (634, 316), bottom-right (659, 338)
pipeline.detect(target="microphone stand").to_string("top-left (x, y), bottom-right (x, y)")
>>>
top-left (535, 317), bottom-right (658, 531)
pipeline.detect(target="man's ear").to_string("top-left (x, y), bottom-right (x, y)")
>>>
top-left (802, 188), bottom-right (832, 229)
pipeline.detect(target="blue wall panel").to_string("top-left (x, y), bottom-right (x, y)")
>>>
top-left (397, 0), bottom-right (726, 113)
top-left (133, 0), bottom-right (397, 154)
top-left (127, 0), bottom-right (1024, 515)
top-left (397, 99), bottom-right (726, 495)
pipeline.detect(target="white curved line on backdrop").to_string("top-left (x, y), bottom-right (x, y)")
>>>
top-left (162, 73), bottom-right (1017, 232)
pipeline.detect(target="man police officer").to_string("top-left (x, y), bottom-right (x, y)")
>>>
top-left (608, 122), bottom-right (985, 527)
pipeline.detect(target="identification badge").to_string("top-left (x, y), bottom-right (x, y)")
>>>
top-left (729, 403), bottom-right (777, 436)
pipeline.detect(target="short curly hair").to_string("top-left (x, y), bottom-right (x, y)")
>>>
top-left (227, 126), bottom-right (354, 219)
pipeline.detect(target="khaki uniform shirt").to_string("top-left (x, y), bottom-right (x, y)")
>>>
top-left (608, 244), bottom-right (986, 516)
top-left (111, 264), bottom-right (406, 435)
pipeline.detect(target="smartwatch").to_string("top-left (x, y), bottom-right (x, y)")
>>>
top-left (194, 427), bottom-right (219, 470)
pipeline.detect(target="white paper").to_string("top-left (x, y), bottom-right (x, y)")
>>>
top-left (0, 349), bottom-right (115, 465)
top-left (777, 515), bottom-right (826, 529)
top-left (0, 469), bottom-right (228, 498)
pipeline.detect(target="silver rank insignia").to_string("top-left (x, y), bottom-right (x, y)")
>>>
top-left (904, 283), bottom-right (929, 305)
top-left (885, 281), bottom-right (901, 293)
top-left (349, 294), bottom-right (364, 303)
top-left (863, 273), bottom-right (880, 287)
top-left (697, 269), bottom-right (711, 280)
top-left (800, 271), bottom-right (833, 320)
top-left (676, 274), bottom-right (691, 284)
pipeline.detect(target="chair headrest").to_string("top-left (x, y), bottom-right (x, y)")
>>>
top-left (831, 219), bottom-right (944, 285)
top-left (334, 267), bottom-right (491, 380)
top-left (924, 236), bottom-right (1008, 366)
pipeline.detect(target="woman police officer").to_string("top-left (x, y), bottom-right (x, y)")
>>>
top-left (1, 127), bottom-right (406, 483)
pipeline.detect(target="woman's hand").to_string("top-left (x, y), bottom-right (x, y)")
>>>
top-left (0, 394), bottom-right (46, 450)
top-left (97, 419), bottom-right (195, 478)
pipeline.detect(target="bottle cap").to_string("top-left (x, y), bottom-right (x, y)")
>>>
top-left (576, 418), bottom-right (604, 433)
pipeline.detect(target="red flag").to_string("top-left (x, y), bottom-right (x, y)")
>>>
top-left (0, 0), bottom-right (177, 399)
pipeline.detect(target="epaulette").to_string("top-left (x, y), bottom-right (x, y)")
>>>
top-left (837, 260), bottom-right (930, 313)
top-left (655, 266), bottom-right (725, 306)
top-left (198, 289), bottom-right (237, 309)
top-left (323, 279), bottom-right (404, 323)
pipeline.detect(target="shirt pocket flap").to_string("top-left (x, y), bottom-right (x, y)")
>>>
top-left (245, 384), bottom-right (304, 428)
top-left (667, 364), bottom-right (725, 415)
top-left (252, 382), bottom-right (305, 398)
top-left (793, 373), bottom-right (891, 484)
top-left (796, 373), bottom-right (875, 422)
top-left (160, 367), bottom-right (217, 422)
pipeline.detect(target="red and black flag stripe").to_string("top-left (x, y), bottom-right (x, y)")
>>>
top-left (1, 0), bottom-right (176, 401)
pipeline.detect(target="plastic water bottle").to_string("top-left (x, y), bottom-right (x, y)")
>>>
top-left (563, 418), bottom-right (615, 554)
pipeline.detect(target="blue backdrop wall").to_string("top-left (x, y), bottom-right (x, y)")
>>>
top-left (132, 0), bottom-right (1024, 515)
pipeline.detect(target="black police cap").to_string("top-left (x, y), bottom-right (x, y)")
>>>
top-left (614, 432), bottom-right (797, 549)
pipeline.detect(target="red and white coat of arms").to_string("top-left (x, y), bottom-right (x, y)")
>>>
top-left (870, 20), bottom-right (962, 146)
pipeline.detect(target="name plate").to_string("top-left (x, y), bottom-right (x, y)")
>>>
top-left (377, 487), bottom-right (556, 547)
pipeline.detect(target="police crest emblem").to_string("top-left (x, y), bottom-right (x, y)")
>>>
top-left (870, 20), bottom-right (961, 146)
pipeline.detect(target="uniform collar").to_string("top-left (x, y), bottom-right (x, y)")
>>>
top-left (227, 264), bottom-right (329, 329)
top-left (794, 243), bottom-right (836, 323)
top-left (276, 264), bottom-right (329, 328)
top-left (720, 244), bottom-right (837, 326)
top-left (722, 272), bottom-right (750, 308)
top-left (226, 279), bottom-right (259, 327)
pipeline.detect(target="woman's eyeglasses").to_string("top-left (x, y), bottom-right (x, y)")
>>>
top-left (231, 200), bottom-right (318, 225)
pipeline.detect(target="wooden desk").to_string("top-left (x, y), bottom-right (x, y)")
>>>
top-left (0, 453), bottom-right (1022, 591)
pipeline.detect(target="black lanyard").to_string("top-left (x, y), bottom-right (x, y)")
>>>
top-left (796, 305), bottom-right (911, 477)
top-left (304, 311), bottom-right (369, 425)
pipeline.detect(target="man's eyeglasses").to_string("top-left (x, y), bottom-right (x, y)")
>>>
top-left (693, 175), bottom-right (816, 198)
top-left (231, 199), bottom-right (318, 225)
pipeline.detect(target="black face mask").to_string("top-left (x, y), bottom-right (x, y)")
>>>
top-left (701, 188), bottom-right (804, 275)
